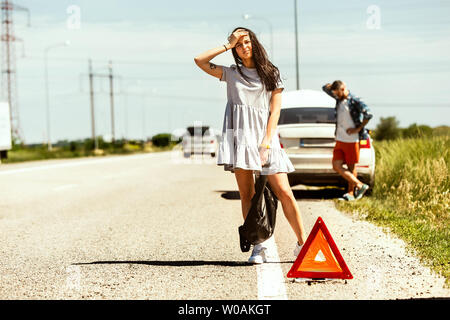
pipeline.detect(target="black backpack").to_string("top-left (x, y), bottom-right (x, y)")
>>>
top-left (238, 172), bottom-right (279, 252)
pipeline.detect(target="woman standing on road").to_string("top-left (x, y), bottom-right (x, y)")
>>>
top-left (194, 27), bottom-right (307, 264)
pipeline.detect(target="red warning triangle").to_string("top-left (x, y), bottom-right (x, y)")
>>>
top-left (287, 216), bottom-right (353, 279)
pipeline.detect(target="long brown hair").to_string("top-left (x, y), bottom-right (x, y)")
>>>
top-left (330, 80), bottom-right (344, 91)
top-left (230, 27), bottom-right (281, 91)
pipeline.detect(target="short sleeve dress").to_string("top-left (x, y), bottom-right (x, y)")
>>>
top-left (216, 63), bottom-right (295, 175)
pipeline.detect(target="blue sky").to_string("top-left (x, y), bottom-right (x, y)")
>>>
top-left (8, 0), bottom-right (450, 143)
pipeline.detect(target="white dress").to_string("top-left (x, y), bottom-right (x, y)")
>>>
top-left (216, 64), bottom-right (295, 175)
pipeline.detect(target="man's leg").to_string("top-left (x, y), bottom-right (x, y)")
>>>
top-left (346, 163), bottom-right (355, 195)
top-left (346, 163), bottom-right (362, 196)
top-left (332, 160), bottom-right (363, 196)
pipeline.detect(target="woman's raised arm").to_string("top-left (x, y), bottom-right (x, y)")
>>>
top-left (194, 45), bottom-right (230, 80)
top-left (194, 29), bottom-right (248, 80)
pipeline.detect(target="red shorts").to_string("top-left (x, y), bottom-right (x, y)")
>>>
top-left (332, 141), bottom-right (360, 165)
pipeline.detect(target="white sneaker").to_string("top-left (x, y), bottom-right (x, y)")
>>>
top-left (293, 242), bottom-right (304, 257)
top-left (248, 243), bottom-right (267, 264)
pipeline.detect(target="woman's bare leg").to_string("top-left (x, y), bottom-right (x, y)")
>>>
top-left (267, 172), bottom-right (307, 245)
top-left (234, 168), bottom-right (255, 220)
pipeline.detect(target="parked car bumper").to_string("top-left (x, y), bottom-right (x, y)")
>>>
top-left (287, 171), bottom-right (374, 187)
top-left (182, 144), bottom-right (217, 154)
top-left (286, 154), bottom-right (375, 187)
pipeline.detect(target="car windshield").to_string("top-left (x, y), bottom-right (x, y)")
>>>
top-left (279, 107), bottom-right (336, 124)
top-left (186, 126), bottom-right (210, 136)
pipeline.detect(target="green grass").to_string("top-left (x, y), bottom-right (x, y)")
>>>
top-left (336, 135), bottom-right (450, 286)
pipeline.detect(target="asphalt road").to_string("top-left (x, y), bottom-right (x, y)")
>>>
top-left (0, 150), bottom-right (448, 299)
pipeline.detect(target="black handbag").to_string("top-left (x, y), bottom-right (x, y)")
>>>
top-left (238, 172), bottom-right (279, 252)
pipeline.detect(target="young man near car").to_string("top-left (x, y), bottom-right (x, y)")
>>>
top-left (322, 80), bottom-right (373, 201)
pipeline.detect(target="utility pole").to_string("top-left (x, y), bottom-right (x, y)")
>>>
top-left (87, 59), bottom-right (118, 149)
top-left (141, 94), bottom-right (145, 142)
top-left (88, 59), bottom-right (97, 150)
top-left (1, 0), bottom-right (30, 144)
top-left (108, 60), bottom-right (115, 143)
top-left (294, 0), bottom-right (300, 90)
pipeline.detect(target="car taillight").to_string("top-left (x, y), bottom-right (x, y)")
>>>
top-left (359, 139), bottom-right (371, 149)
top-left (278, 133), bottom-right (284, 148)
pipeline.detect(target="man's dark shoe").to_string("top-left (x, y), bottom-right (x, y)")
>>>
top-left (355, 184), bottom-right (369, 200)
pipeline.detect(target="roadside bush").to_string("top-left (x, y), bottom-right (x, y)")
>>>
top-left (69, 141), bottom-right (79, 152)
top-left (152, 133), bottom-right (171, 147)
top-left (112, 139), bottom-right (125, 149)
top-left (401, 123), bottom-right (433, 138)
top-left (374, 116), bottom-right (401, 141)
top-left (432, 126), bottom-right (450, 137)
top-left (83, 138), bottom-right (95, 151)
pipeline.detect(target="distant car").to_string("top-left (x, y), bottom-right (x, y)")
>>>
top-left (277, 90), bottom-right (375, 190)
top-left (182, 125), bottom-right (218, 158)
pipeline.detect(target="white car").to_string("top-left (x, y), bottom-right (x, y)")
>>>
top-left (182, 125), bottom-right (218, 158)
top-left (278, 90), bottom-right (375, 190)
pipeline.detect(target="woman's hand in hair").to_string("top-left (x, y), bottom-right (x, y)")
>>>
top-left (227, 29), bottom-right (249, 48)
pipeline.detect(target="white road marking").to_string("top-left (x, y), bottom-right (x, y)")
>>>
top-left (256, 236), bottom-right (288, 300)
top-left (0, 153), bottom-right (160, 176)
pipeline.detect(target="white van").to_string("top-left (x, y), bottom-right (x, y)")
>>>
top-left (182, 126), bottom-right (218, 158)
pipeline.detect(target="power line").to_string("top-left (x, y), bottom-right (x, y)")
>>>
top-left (22, 55), bottom-right (188, 66)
